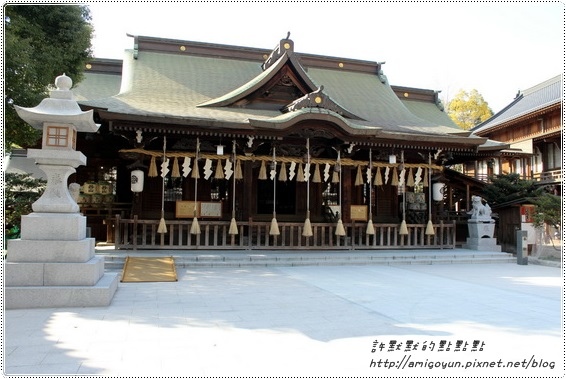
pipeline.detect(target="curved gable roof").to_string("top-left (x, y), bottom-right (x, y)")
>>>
top-left (472, 74), bottom-right (562, 134)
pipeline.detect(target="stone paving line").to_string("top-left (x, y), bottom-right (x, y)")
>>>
top-left (3, 262), bottom-right (563, 376)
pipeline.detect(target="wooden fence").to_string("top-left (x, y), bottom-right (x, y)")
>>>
top-left (114, 215), bottom-right (456, 250)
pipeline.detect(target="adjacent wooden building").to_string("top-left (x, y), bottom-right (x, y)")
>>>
top-left (70, 34), bottom-right (508, 250)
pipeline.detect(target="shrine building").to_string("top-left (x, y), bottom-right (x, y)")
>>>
top-left (68, 34), bottom-right (508, 250)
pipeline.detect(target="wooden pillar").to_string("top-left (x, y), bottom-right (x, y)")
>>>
top-left (342, 166), bottom-right (352, 222)
top-left (242, 160), bottom-right (254, 220)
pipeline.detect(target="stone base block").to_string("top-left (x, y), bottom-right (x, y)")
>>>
top-left (21, 213), bottom-right (86, 241)
top-left (4, 273), bottom-right (119, 309)
top-left (5, 257), bottom-right (105, 286)
top-left (464, 237), bottom-right (501, 252)
top-left (4, 263), bottom-right (45, 286)
top-left (7, 238), bottom-right (95, 263)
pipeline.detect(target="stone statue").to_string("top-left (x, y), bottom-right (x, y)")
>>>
top-left (468, 195), bottom-right (492, 220)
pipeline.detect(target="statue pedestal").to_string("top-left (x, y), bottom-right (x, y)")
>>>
top-left (464, 219), bottom-right (501, 252)
top-left (5, 213), bottom-right (119, 309)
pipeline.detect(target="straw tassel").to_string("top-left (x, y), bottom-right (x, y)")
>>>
top-left (302, 211), bottom-right (313, 237)
top-left (269, 216), bottom-right (280, 236)
top-left (407, 167), bottom-right (415, 187)
top-left (157, 217), bottom-right (167, 234)
top-left (332, 170), bottom-right (339, 183)
top-left (423, 168), bottom-right (429, 187)
top-left (365, 219), bottom-right (375, 235)
top-left (148, 156), bottom-right (158, 177)
top-left (191, 160), bottom-right (200, 179)
top-left (335, 218), bottom-right (346, 236)
top-left (279, 162), bottom-right (287, 182)
top-left (258, 160), bottom-right (267, 180)
top-left (171, 157), bottom-right (181, 178)
top-left (235, 159), bottom-right (243, 179)
top-left (190, 217), bottom-right (201, 235)
top-left (312, 163), bottom-right (321, 183)
top-left (391, 167), bottom-right (399, 186)
top-left (297, 164), bottom-right (304, 182)
top-left (355, 165), bottom-right (363, 186)
top-left (425, 220), bottom-right (435, 235)
top-left (229, 217), bottom-right (238, 235)
top-left (399, 219), bottom-right (409, 235)
top-left (215, 159), bottom-right (224, 179)
top-left (374, 167), bottom-right (383, 186)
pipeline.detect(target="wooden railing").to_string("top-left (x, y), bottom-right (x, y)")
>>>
top-left (114, 215), bottom-right (456, 250)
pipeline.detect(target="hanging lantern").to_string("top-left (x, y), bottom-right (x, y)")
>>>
top-left (216, 145), bottom-right (224, 155)
top-left (432, 182), bottom-right (445, 201)
top-left (131, 170), bottom-right (144, 193)
top-left (389, 154), bottom-right (397, 164)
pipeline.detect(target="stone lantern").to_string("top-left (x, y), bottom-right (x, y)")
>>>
top-left (5, 74), bottom-right (119, 309)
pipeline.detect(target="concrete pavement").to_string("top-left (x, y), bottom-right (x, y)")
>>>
top-left (3, 261), bottom-right (562, 376)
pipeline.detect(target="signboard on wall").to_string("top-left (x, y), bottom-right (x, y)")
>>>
top-left (175, 201), bottom-right (222, 218)
top-left (350, 205), bottom-right (368, 221)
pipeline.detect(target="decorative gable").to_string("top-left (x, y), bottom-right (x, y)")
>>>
top-left (199, 34), bottom-right (364, 119)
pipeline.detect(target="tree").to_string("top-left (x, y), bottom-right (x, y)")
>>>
top-left (3, 5), bottom-right (93, 151)
top-left (4, 173), bottom-right (47, 241)
top-left (446, 89), bottom-right (493, 130)
top-left (481, 173), bottom-right (541, 206)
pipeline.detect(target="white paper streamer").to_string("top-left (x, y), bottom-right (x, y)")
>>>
top-left (160, 157), bottom-right (170, 178)
top-left (224, 159), bottom-right (233, 180)
top-left (323, 163), bottom-right (330, 182)
top-left (399, 168), bottom-right (406, 187)
top-left (289, 161), bottom-right (296, 181)
top-left (203, 159), bottom-right (213, 180)
top-left (304, 163), bottom-right (311, 182)
top-left (182, 157), bottom-right (191, 177)
top-left (384, 166), bottom-right (390, 184)
top-left (415, 167), bottom-right (423, 186)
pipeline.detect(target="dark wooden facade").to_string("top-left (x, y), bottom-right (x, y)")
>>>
top-left (71, 34), bottom-right (508, 248)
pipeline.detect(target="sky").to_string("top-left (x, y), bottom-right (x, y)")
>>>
top-left (88, 2), bottom-right (564, 113)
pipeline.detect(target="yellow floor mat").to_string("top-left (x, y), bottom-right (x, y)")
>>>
top-left (120, 256), bottom-right (178, 282)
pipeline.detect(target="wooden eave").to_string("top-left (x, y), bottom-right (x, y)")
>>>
top-left (84, 58), bottom-right (123, 75)
top-left (391, 85), bottom-right (439, 103)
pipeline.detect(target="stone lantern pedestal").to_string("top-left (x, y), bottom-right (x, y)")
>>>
top-left (4, 74), bottom-right (118, 309)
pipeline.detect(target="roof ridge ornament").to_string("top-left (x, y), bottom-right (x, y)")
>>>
top-left (262, 32), bottom-right (294, 71)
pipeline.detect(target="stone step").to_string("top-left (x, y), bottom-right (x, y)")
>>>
top-left (98, 249), bottom-right (516, 269)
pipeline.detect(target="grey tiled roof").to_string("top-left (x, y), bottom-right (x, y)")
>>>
top-left (76, 37), bottom-right (499, 152)
top-left (472, 74), bottom-right (562, 134)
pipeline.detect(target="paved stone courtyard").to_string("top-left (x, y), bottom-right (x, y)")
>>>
top-left (4, 262), bottom-right (562, 376)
